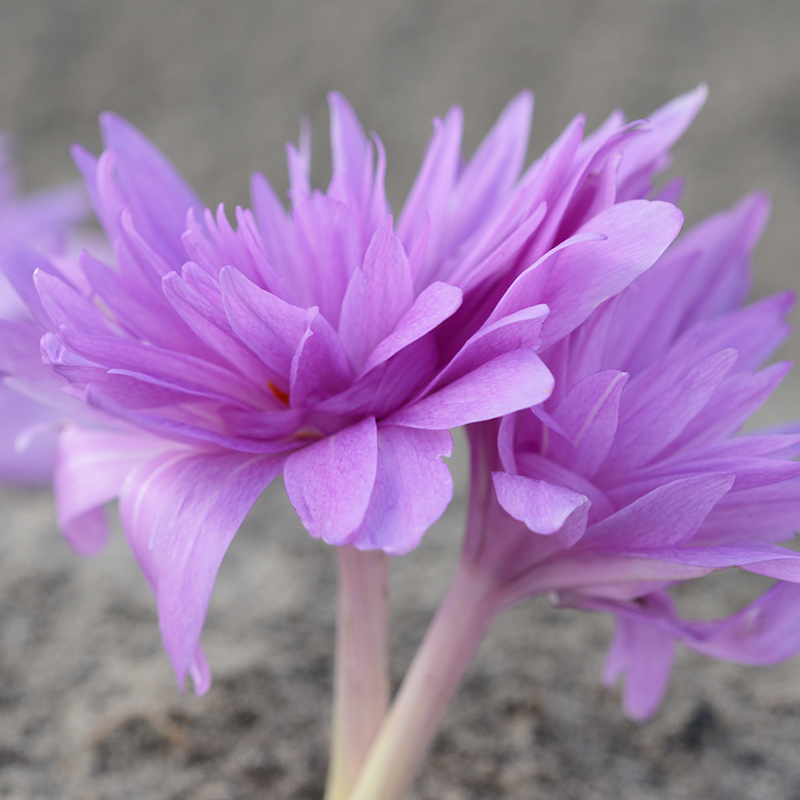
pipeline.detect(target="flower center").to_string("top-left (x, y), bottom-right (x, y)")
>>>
top-left (268, 381), bottom-right (290, 406)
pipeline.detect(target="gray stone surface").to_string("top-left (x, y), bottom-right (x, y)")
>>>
top-left (2, 1), bottom-right (800, 797)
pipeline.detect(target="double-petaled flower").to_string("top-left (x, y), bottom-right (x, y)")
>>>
top-left (465, 191), bottom-right (800, 719)
top-left (0, 89), bottom-right (701, 690)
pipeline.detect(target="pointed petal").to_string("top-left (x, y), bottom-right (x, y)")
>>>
top-left (0, 320), bottom-right (81, 411)
top-left (34, 269), bottom-right (113, 336)
top-left (608, 348), bottom-right (739, 472)
top-left (57, 326), bottom-right (270, 409)
top-left (97, 112), bottom-right (204, 265)
top-left (81, 252), bottom-right (205, 354)
top-left (338, 217), bottom-right (414, 369)
top-left (163, 271), bottom-right (275, 383)
top-left (250, 171), bottom-right (301, 295)
top-left (289, 192), bottom-right (362, 326)
top-left (583, 473), bottom-right (735, 549)
top-left (537, 201), bottom-right (684, 348)
top-left (0, 242), bottom-right (61, 331)
top-left (604, 193), bottom-right (772, 372)
top-left (329, 91), bottom-right (369, 193)
top-left (396, 106), bottom-right (463, 251)
top-left (431, 304), bottom-right (550, 389)
top-left (358, 281), bottom-right (463, 377)
top-left (327, 91), bottom-right (389, 230)
top-left (220, 265), bottom-right (308, 383)
top-left (119, 447), bottom-right (284, 691)
top-left (442, 91), bottom-right (533, 253)
top-left (616, 85), bottom-right (708, 197)
top-left (548, 370), bottom-right (628, 477)
top-left (660, 361), bottom-right (791, 459)
top-left (289, 308), bottom-right (354, 407)
top-left (387, 349), bottom-right (554, 430)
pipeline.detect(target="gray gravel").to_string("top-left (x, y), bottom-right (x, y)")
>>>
top-left (2, 2), bottom-right (800, 798)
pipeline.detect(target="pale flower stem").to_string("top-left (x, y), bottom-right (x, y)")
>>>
top-left (324, 546), bottom-right (391, 800)
top-left (347, 559), bottom-right (503, 800)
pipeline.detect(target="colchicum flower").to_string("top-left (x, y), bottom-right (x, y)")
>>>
top-left (467, 191), bottom-right (800, 720)
top-left (0, 133), bottom-right (91, 483)
top-left (0, 89), bottom-right (698, 692)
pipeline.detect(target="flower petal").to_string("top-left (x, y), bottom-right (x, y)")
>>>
top-left (582, 473), bottom-right (735, 549)
top-left (220, 265), bottom-right (309, 383)
top-left (537, 200), bottom-right (684, 348)
top-left (397, 106), bottom-right (463, 257)
top-left (283, 416), bottom-right (378, 545)
top-left (349, 425), bottom-right (454, 554)
top-left (431, 304), bottom-right (550, 390)
top-left (119, 446), bottom-right (284, 691)
top-left (387, 349), bottom-right (554, 430)
top-left (546, 369), bottom-right (628, 477)
top-left (616, 84), bottom-right (708, 198)
top-left (55, 425), bottom-right (169, 555)
top-left (290, 308), bottom-right (354, 407)
top-left (338, 217), bottom-right (414, 370)
top-left (0, 385), bottom-right (59, 484)
top-left (357, 281), bottom-right (463, 377)
top-left (603, 597), bottom-right (676, 721)
top-left (492, 472), bottom-right (589, 541)
top-left (94, 112), bottom-right (204, 265)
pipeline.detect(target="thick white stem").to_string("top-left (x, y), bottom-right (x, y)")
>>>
top-left (324, 546), bottom-right (390, 800)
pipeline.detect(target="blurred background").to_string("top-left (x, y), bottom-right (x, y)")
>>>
top-left (2, 2), bottom-right (800, 798)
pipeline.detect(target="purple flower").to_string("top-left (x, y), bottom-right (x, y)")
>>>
top-left (0, 133), bottom-right (92, 484)
top-left (466, 191), bottom-right (800, 719)
top-left (0, 90), bottom-right (694, 690)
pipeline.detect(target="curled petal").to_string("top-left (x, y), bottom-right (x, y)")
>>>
top-left (493, 472), bottom-right (589, 544)
top-left (119, 446), bottom-right (284, 692)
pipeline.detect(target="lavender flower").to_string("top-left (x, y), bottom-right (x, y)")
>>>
top-left (0, 133), bottom-right (90, 483)
top-left (0, 91), bottom-right (693, 691)
top-left (469, 191), bottom-right (800, 720)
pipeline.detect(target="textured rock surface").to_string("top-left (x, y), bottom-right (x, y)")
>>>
top-left (2, 2), bottom-right (800, 797)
